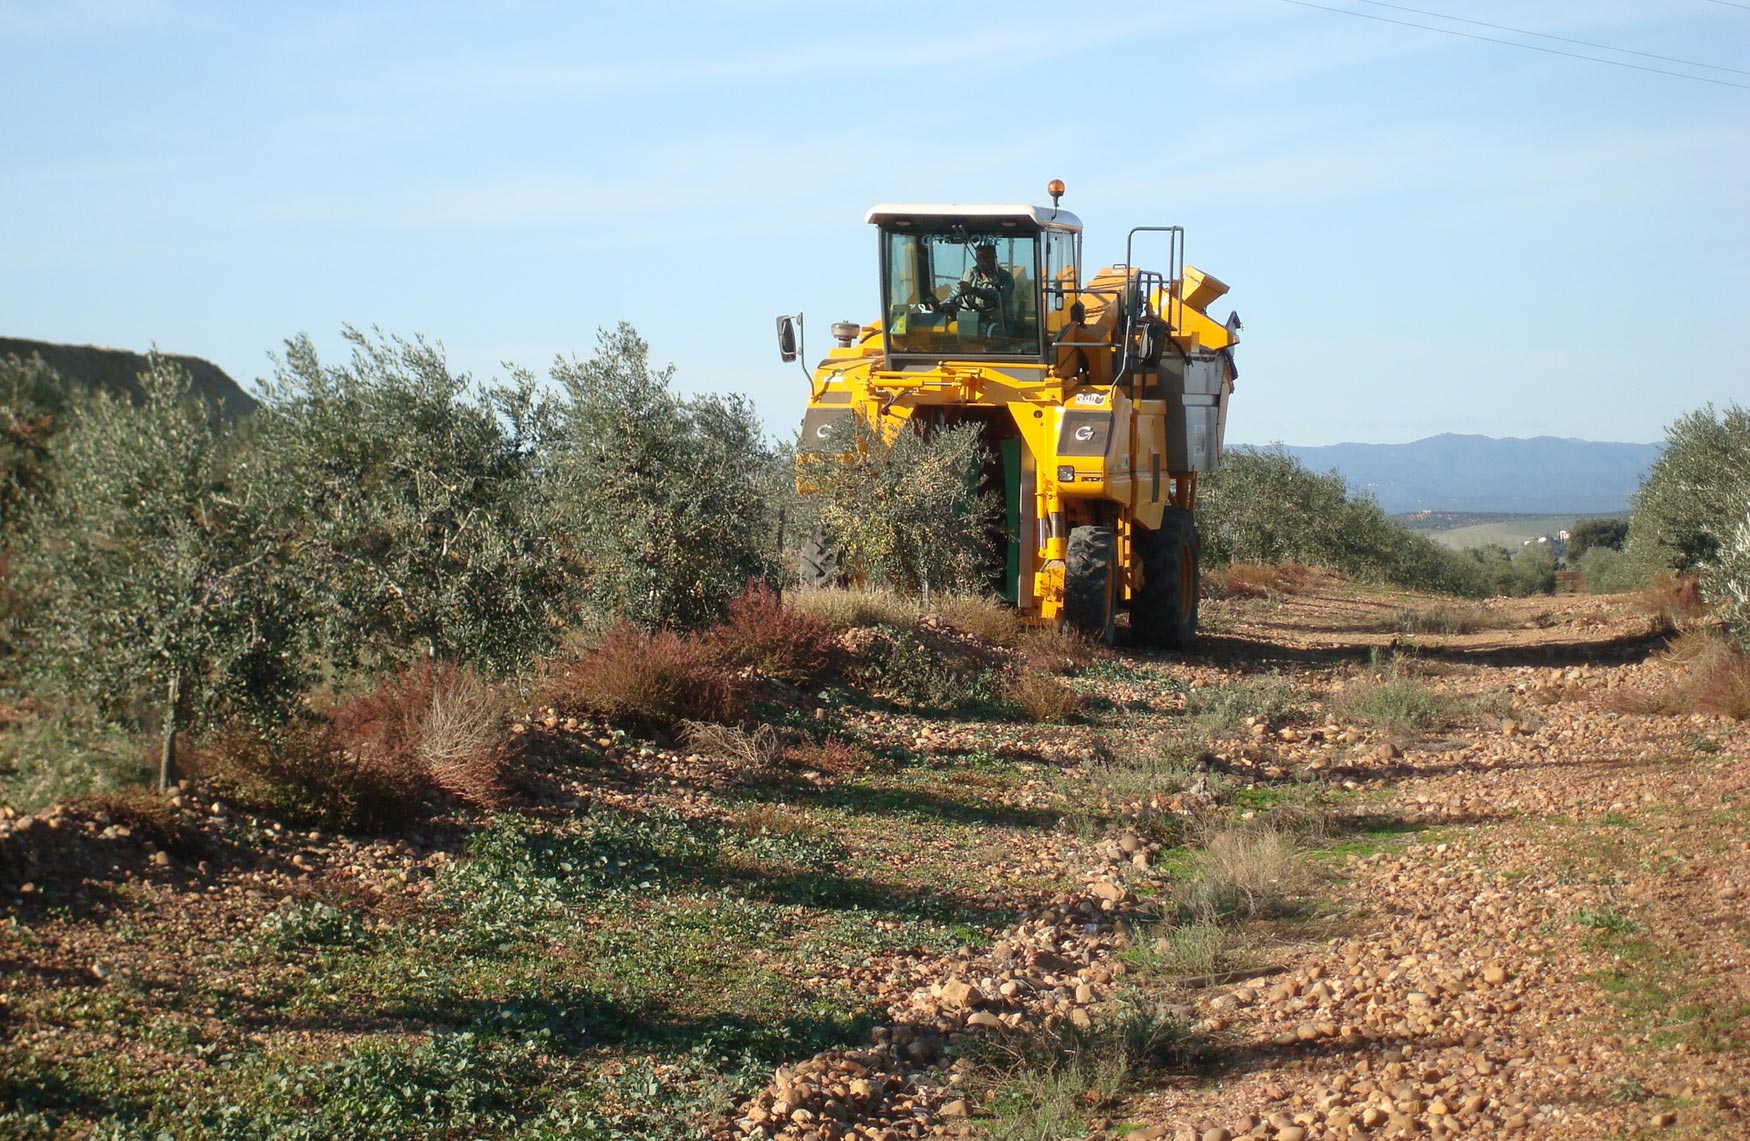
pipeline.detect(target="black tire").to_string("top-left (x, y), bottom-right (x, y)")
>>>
top-left (1064, 525), bottom-right (1118, 646)
top-left (799, 527), bottom-right (845, 589)
top-left (1131, 507), bottom-right (1200, 649)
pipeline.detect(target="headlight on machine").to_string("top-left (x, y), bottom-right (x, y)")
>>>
top-left (1056, 465), bottom-right (1075, 483)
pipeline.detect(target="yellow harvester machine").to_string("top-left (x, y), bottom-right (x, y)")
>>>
top-left (779, 181), bottom-right (1239, 647)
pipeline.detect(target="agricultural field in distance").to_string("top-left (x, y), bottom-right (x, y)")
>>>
top-left (1393, 511), bottom-right (1623, 551)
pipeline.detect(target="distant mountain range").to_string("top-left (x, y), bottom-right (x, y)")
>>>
top-left (1274, 434), bottom-right (1663, 514)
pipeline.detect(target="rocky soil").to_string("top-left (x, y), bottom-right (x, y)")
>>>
top-left (2, 580), bottom-right (1745, 1139)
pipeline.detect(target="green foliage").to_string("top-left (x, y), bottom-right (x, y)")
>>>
top-left (1712, 507), bottom-right (1750, 649)
top-left (251, 327), bottom-right (568, 675)
top-left (16, 355), bottom-right (303, 732)
top-left (1567, 516), bottom-right (1629, 560)
top-left (809, 417), bottom-right (996, 596)
top-left (1578, 545), bottom-right (1644, 594)
top-left (0, 353), bottom-right (70, 541)
top-left (544, 323), bottom-right (778, 632)
top-left (258, 898), bottom-right (373, 950)
top-left (1199, 447), bottom-right (1496, 596)
top-left (1626, 403), bottom-right (1750, 575)
top-left (855, 625), bottom-right (1001, 711)
top-left (0, 704), bottom-right (145, 812)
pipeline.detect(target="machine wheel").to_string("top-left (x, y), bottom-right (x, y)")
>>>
top-left (799, 527), bottom-right (846, 589)
top-left (1131, 507), bottom-right (1200, 649)
top-left (1063, 525), bottom-right (1118, 646)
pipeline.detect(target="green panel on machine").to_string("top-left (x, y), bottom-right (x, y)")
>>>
top-left (1002, 436), bottom-right (1021, 604)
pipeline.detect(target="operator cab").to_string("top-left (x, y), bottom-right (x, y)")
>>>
top-left (866, 204), bottom-right (1082, 366)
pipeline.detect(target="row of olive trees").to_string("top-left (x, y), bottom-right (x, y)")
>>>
top-left (1196, 447), bottom-right (1551, 598)
top-left (0, 324), bottom-right (783, 780)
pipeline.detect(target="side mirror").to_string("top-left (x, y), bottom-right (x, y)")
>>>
top-left (776, 314), bottom-right (800, 363)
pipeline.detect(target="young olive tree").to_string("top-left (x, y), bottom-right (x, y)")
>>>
top-left (543, 323), bottom-right (780, 631)
top-left (20, 357), bottom-right (300, 787)
top-left (249, 327), bottom-right (570, 675)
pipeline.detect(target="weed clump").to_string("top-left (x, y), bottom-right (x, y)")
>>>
top-left (790, 587), bottom-right (919, 631)
top-left (1333, 661), bottom-right (1449, 741)
top-left (1620, 630), bottom-right (1750, 720)
top-left (965, 1004), bottom-right (1189, 1140)
top-left (1014, 625), bottom-right (1105, 675)
top-left (706, 583), bottom-right (835, 684)
top-left (1175, 825), bottom-right (1302, 923)
top-left (202, 716), bottom-right (430, 832)
top-left (855, 626), bottom-right (1000, 711)
top-left (780, 734), bottom-right (874, 776)
top-left (935, 594), bottom-right (1024, 646)
top-left (546, 623), bottom-right (749, 733)
top-left (1630, 571), bottom-right (1708, 630)
top-left (1188, 675), bottom-right (1301, 734)
top-left (1002, 672), bottom-right (1083, 723)
top-left (1395, 604), bottom-right (1492, 636)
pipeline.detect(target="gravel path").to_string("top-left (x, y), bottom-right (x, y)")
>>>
top-left (1123, 589), bottom-right (1750, 1141)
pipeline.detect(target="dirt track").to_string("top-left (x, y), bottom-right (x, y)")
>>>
top-left (1120, 585), bottom-right (1749, 1141)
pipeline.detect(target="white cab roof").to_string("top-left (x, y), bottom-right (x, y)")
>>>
top-left (865, 203), bottom-right (1083, 232)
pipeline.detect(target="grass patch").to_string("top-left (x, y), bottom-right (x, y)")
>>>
top-left (1124, 918), bottom-right (1242, 980)
top-left (0, 703), bottom-right (146, 812)
top-left (1219, 562), bottom-right (1314, 599)
top-left (1581, 923), bottom-right (1750, 1054)
top-left (934, 593), bottom-right (1024, 646)
top-left (789, 586), bottom-right (919, 630)
top-left (1001, 672), bottom-right (1084, 724)
top-left (1332, 671), bottom-right (1449, 742)
top-left (966, 1004), bottom-right (1191, 1140)
top-left (1186, 675), bottom-right (1302, 735)
top-left (1173, 825), bottom-right (1303, 923)
top-left (1394, 603), bottom-right (1495, 636)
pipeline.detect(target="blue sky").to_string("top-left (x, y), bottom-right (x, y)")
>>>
top-left (3, 0), bottom-right (1746, 446)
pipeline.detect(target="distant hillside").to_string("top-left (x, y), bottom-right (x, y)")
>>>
top-left (1, 336), bottom-right (256, 419)
top-left (1279, 434), bottom-right (1661, 514)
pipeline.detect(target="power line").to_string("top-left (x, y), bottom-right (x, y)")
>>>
top-left (1277, 0), bottom-right (1750, 91)
top-left (1703, 0), bottom-right (1750, 11)
top-left (1352, 0), bottom-right (1750, 76)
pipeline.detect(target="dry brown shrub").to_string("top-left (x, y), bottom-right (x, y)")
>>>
top-left (1015, 625), bottom-right (1105, 675)
top-left (1617, 630), bottom-right (1750, 720)
top-left (681, 720), bottom-right (780, 768)
top-left (200, 716), bottom-right (431, 831)
top-left (1223, 562), bottom-right (1314, 599)
top-left (1632, 571), bottom-right (1708, 628)
top-left (935, 594), bottom-right (1024, 646)
top-left (706, 583), bottom-right (835, 683)
top-left (322, 661), bottom-right (509, 811)
top-left (69, 789), bottom-right (194, 854)
top-left (781, 734), bottom-right (874, 775)
top-left (545, 623), bottom-right (749, 733)
top-left (1003, 671), bottom-right (1084, 723)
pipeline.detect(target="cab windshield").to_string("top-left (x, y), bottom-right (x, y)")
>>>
top-left (882, 229), bottom-right (1039, 357)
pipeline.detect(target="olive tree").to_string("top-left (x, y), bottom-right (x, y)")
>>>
top-left (1625, 404), bottom-right (1750, 575)
top-left (543, 323), bottom-right (779, 631)
top-left (806, 416), bottom-right (995, 598)
top-left (248, 327), bottom-right (570, 675)
top-left (20, 357), bottom-right (300, 787)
